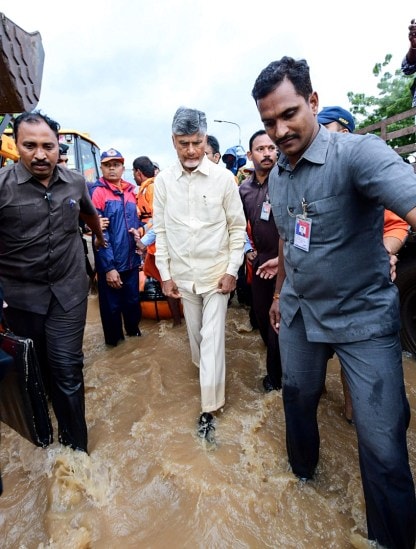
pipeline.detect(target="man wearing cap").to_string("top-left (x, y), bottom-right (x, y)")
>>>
top-left (89, 149), bottom-right (143, 346)
top-left (317, 105), bottom-right (355, 133)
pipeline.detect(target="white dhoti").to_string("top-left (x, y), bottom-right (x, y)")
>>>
top-left (180, 287), bottom-right (228, 413)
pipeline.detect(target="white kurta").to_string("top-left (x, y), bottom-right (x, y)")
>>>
top-left (153, 155), bottom-right (246, 411)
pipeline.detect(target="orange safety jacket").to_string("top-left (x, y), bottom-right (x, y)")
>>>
top-left (136, 177), bottom-right (156, 254)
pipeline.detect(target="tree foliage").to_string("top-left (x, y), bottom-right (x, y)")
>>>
top-left (347, 54), bottom-right (415, 150)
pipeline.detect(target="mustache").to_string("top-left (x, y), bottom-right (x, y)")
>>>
top-left (31, 161), bottom-right (51, 166)
top-left (275, 134), bottom-right (297, 146)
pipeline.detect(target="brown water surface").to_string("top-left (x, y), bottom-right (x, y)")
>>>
top-left (0, 295), bottom-right (415, 548)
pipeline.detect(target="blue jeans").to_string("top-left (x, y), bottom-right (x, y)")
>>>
top-left (279, 310), bottom-right (416, 549)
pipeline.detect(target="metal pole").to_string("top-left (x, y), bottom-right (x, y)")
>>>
top-left (214, 119), bottom-right (241, 146)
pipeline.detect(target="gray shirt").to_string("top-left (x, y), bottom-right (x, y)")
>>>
top-left (0, 162), bottom-right (97, 314)
top-left (269, 126), bottom-right (416, 343)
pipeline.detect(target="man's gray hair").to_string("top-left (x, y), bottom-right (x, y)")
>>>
top-left (172, 106), bottom-right (207, 135)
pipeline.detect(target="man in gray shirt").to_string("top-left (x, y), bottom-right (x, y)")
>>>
top-left (252, 56), bottom-right (416, 549)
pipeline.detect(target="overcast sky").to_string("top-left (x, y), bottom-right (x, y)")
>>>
top-left (3, 1), bottom-right (416, 171)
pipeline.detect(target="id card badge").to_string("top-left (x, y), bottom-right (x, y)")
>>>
top-left (260, 201), bottom-right (271, 221)
top-left (294, 215), bottom-right (312, 251)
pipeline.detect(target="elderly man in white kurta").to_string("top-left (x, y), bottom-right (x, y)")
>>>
top-left (153, 107), bottom-right (246, 440)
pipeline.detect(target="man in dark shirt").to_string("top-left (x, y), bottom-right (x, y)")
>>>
top-left (0, 111), bottom-right (105, 453)
top-left (239, 130), bottom-right (282, 391)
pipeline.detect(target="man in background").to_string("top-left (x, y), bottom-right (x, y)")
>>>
top-left (58, 143), bottom-right (69, 166)
top-left (152, 161), bottom-right (160, 176)
top-left (239, 129), bottom-right (282, 392)
top-left (90, 149), bottom-right (143, 346)
top-left (205, 134), bottom-right (221, 164)
top-left (153, 107), bottom-right (246, 441)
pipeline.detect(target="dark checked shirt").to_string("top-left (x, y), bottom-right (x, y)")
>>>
top-left (269, 126), bottom-right (416, 342)
top-left (0, 162), bottom-right (97, 314)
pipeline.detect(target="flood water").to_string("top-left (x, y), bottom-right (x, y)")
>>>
top-left (0, 294), bottom-right (415, 548)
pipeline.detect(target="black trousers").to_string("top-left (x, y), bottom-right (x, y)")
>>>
top-left (251, 270), bottom-right (282, 388)
top-left (4, 296), bottom-right (88, 452)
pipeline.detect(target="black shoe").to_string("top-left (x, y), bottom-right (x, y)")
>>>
top-left (197, 412), bottom-right (215, 441)
top-left (262, 375), bottom-right (281, 393)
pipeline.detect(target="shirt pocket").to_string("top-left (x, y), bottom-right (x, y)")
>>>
top-left (196, 194), bottom-right (224, 224)
top-left (2, 204), bottom-right (45, 240)
top-left (271, 204), bottom-right (287, 238)
top-left (61, 198), bottom-right (80, 232)
top-left (307, 196), bottom-right (342, 243)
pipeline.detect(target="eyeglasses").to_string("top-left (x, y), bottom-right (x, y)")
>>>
top-left (57, 158), bottom-right (68, 164)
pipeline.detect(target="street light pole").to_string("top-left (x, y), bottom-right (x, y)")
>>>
top-left (214, 119), bottom-right (241, 146)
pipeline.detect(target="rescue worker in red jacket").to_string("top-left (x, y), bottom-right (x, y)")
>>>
top-left (89, 149), bottom-right (144, 346)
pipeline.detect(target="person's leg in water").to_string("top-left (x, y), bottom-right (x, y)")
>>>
top-left (167, 296), bottom-right (182, 327)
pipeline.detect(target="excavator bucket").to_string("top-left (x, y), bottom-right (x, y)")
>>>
top-left (0, 12), bottom-right (44, 114)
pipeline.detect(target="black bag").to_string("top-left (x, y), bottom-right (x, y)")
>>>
top-left (0, 331), bottom-right (53, 447)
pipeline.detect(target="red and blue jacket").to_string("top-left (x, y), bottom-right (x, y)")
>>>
top-left (89, 178), bottom-right (144, 274)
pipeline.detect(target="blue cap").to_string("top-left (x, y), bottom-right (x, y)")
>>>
top-left (318, 106), bottom-right (355, 133)
top-left (100, 148), bottom-right (125, 163)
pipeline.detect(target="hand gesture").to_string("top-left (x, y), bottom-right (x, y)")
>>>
top-left (256, 256), bottom-right (279, 279)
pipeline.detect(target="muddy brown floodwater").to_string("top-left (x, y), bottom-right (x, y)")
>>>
top-left (0, 294), bottom-right (415, 548)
